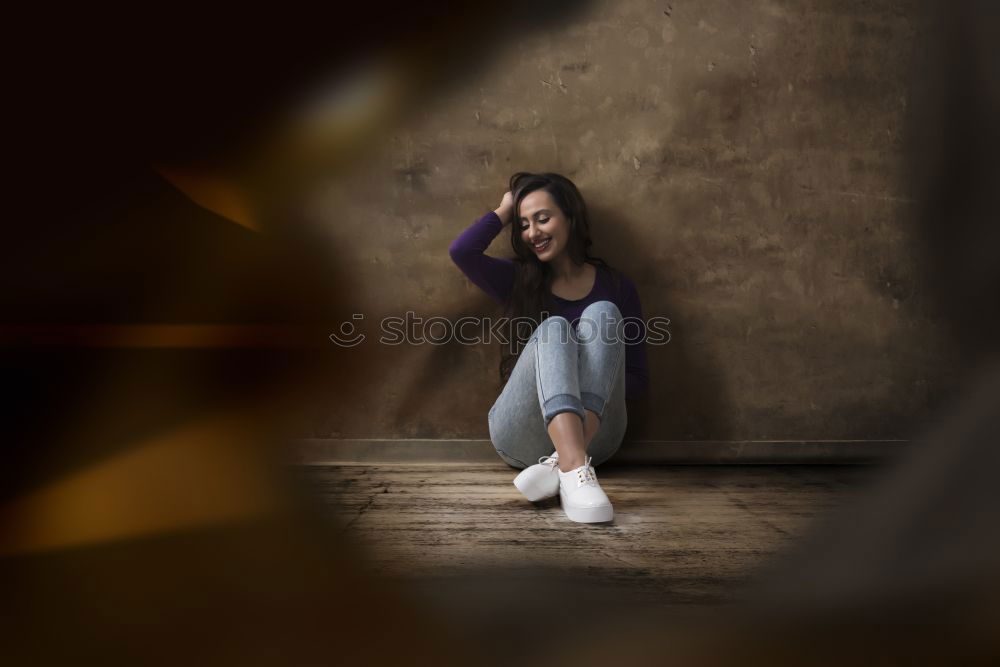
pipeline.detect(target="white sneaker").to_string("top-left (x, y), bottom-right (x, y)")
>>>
top-left (512, 451), bottom-right (560, 502)
top-left (557, 455), bottom-right (613, 523)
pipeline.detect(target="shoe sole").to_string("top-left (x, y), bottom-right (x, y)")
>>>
top-left (560, 494), bottom-right (614, 523)
top-left (513, 470), bottom-right (558, 502)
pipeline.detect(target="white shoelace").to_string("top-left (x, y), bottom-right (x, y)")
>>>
top-left (537, 453), bottom-right (559, 467)
top-left (576, 455), bottom-right (598, 487)
top-left (543, 453), bottom-right (598, 487)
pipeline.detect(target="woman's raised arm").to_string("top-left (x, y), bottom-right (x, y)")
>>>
top-left (448, 193), bottom-right (516, 307)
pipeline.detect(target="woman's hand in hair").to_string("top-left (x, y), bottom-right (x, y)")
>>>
top-left (494, 191), bottom-right (514, 226)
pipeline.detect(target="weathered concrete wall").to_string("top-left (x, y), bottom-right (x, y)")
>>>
top-left (305, 0), bottom-right (960, 442)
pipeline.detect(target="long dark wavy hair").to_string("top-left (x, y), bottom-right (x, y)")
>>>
top-left (498, 171), bottom-right (622, 386)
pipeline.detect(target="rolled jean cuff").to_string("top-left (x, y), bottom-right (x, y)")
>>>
top-left (580, 391), bottom-right (606, 419)
top-left (542, 394), bottom-right (586, 426)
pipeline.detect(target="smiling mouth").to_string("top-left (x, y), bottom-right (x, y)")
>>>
top-left (531, 238), bottom-right (551, 252)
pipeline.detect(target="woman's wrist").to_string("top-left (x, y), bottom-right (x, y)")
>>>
top-left (493, 206), bottom-right (513, 226)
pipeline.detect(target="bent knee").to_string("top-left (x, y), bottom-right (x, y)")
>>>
top-left (581, 300), bottom-right (621, 319)
top-left (532, 315), bottom-right (574, 344)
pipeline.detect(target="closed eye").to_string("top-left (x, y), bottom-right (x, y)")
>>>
top-left (520, 217), bottom-right (549, 231)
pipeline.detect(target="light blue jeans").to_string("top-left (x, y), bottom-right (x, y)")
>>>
top-left (488, 300), bottom-right (628, 469)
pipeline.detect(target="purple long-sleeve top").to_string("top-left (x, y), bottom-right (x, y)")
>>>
top-left (449, 210), bottom-right (650, 402)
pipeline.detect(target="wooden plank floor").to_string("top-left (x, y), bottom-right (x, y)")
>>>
top-left (295, 464), bottom-right (882, 618)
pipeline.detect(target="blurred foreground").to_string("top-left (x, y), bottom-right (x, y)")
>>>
top-left (2, 1), bottom-right (999, 664)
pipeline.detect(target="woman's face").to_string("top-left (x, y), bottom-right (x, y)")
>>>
top-left (518, 189), bottom-right (570, 262)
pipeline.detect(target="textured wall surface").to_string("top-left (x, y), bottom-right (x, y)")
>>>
top-left (304, 0), bottom-right (961, 443)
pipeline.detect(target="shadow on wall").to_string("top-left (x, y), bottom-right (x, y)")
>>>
top-left (589, 201), bottom-right (738, 442)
